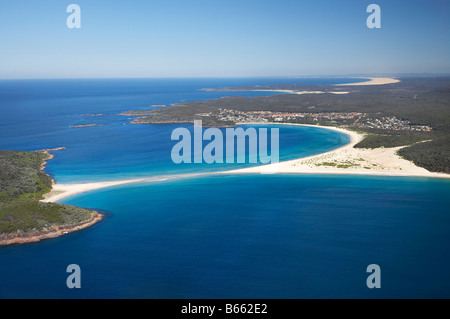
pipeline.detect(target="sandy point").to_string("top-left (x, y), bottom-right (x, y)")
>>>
top-left (336, 77), bottom-right (400, 86)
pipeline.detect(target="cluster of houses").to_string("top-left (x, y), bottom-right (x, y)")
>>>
top-left (196, 109), bottom-right (269, 123)
top-left (196, 109), bottom-right (364, 123)
top-left (355, 116), bottom-right (432, 132)
top-left (196, 108), bottom-right (432, 132)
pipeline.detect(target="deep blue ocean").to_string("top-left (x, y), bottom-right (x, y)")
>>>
top-left (0, 78), bottom-right (449, 298)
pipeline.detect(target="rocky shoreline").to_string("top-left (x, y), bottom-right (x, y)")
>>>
top-left (36, 147), bottom-right (65, 174)
top-left (0, 211), bottom-right (103, 246)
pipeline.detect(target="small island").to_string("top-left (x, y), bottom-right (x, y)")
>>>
top-left (82, 113), bottom-right (105, 117)
top-left (0, 150), bottom-right (103, 246)
top-left (70, 124), bottom-right (102, 128)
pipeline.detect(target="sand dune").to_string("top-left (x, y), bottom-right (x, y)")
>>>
top-left (226, 124), bottom-right (450, 178)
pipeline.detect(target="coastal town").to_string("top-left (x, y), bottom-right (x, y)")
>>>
top-left (195, 108), bottom-right (433, 132)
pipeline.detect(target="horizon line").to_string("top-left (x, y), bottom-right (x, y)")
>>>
top-left (1, 73), bottom-right (450, 81)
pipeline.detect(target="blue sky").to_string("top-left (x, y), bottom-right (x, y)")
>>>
top-left (0, 0), bottom-right (449, 78)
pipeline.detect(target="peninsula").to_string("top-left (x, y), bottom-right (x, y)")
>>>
top-left (0, 149), bottom-right (103, 246)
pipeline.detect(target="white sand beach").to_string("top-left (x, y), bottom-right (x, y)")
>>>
top-left (337, 77), bottom-right (400, 86)
top-left (236, 77), bottom-right (400, 95)
top-left (251, 89), bottom-right (350, 95)
top-left (42, 179), bottom-right (147, 203)
top-left (41, 173), bottom-right (207, 203)
top-left (226, 124), bottom-right (450, 178)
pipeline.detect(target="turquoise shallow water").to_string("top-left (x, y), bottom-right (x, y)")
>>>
top-left (1, 78), bottom-right (449, 298)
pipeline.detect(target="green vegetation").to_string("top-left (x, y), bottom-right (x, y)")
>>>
top-left (353, 130), bottom-right (429, 149)
top-left (316, 160), bottom-right (359, 169)
top-left (316, 162), bottom-right (337, 166)
top-left (0, 151), bottom-right (95, 235)
top-left (336, 164), bottom-right (354, 169)
top-left (0, 151), bottom-right (52, 202)
top-left (125, 77), bottom-right (450, 174)
top-left (397, 138), bottom-right (450, 174)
